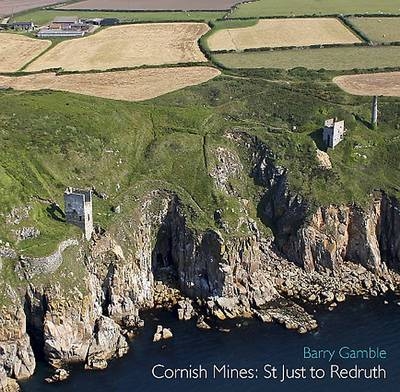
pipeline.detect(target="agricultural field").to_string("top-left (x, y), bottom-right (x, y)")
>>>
top-left (207, 18), bottom-right (361, 51)
top-left (26, 23), bottom-right (209, 72)
top-left (11, 9), bottom-right (225, 25)
top-left (334, 72), bottom-right (400, 97)
top-left (214, 46), bottom-right (400, 70)
top-left (231, 0), bottom-right (400, 18)
top-left (0, 33), bottom-right (50, 72)
top-left (0, 0), bottom-right (62, 16)
top-left (59, 0), bottom-right (246, 11)
top-left (0, 67), bottom-right (221, 101)
top-left (348, 17), bottom-right (400, 43)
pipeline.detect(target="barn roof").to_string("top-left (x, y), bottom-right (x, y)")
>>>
top-left (52, 16), bottom-right (79, 23)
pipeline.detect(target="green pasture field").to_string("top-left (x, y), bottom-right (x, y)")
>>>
top-left (12, 9), bottom-right (225, 25)
top-left (231, 0), bottom-right (400, 18)
top-left (214, 46), bottom-right (400, 70)
top-left (348, 17), bottom-right (400, 43)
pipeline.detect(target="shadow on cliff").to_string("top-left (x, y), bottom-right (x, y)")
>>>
top-left (24, 290), bottom-right (47, 362)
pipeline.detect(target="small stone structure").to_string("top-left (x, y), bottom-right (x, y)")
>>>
top-left (64, 188), bottom-right (93, 240)
top-left (323, 118), bottom-right (345, 149)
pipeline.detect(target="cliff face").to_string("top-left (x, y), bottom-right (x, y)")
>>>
top-left (0, 302), bottom-right (35, 391)
top-left (245, 130), bottom-right (399, 276)
top-left (1, 132), bottom-right (400, 388)
top-left (89, 189), bottom-right (278, 325)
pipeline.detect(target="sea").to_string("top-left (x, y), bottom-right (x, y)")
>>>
top-left (21, 295), bottom-right (400, 392)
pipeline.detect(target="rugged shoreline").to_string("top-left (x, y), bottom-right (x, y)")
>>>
top-left (1, 130), bottom-right (400, 390)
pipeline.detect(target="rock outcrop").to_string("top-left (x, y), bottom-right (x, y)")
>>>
top-left (85, 316), bottom-right (128, 370)
top-left (0, 304), bottom-right (35, 387)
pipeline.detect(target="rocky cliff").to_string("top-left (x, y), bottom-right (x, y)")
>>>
top-left (1, 131), bottom-right (400, 390)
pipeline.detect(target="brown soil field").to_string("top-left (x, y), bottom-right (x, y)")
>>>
top-left (334, 72), bottom-right (400, 97)
top-left (60, 0), bottom-right (246, 11)
top-left (0, 66), bottom-right (221, 101)
top-left (0, 0), bottom-right (62, 16)
top-left (0, 33), bottom-right (51, 72)
top-left (208, 18), bottom-right (362, 51)
top-left (26, 23), bottom-right (209, 72)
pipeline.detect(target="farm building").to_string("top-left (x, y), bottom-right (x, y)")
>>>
top-left (85, 17), bottom-right (119, 26)
top-left (11, 21), bottom-right (34, 31)
top-left (323, 118), bottom-right (345, 149)
top-left (37, 28), bottom-right (85, 38)
top-left (100, 18), bottom-right (120, 26)
top-left (38, 16), bottom-right (91, 38)
top-left (50, 16), bottom-right (81, 29)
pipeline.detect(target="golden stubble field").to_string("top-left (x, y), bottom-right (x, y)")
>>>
top-left (0, 67), bottom-right (221, 101)
top-left (334, 72), bottom-right (400, 96)
top-left (26, 23), bottom-right (210, 72)
top-left (207, 18), bottom-right (362, 51)
top-left (0, 33), bottom-right (51, 72)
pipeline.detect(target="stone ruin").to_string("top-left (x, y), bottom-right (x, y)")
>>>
top-left (64, 187), bottom-right (93, 240)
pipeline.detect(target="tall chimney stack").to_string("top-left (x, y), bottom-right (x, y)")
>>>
top-left (371, 95), bottom-right (378, 128)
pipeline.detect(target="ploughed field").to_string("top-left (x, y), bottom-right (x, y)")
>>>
top-left (214, 46), bottom-right (400, 70)
top-left (0, 67), bottom-right (221, 101)
top-left (334, 72), bottom-right (400, 97)
top-left (207, 18), bottom-right (361, 51)
top-left (0, 33), bottom-right (50, 72)
top-left (59, 0), bottom-right (246, 11)
top-left (348, 17), bottom-right (400, 43)
top-left (0, 0), bottom-right (62, 16)
top-left (26, 23), bottom-right (209, 72)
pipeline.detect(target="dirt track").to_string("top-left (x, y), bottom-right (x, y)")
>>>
top-left (60, 0), bottom-right (246, 11)
top-left (334, 72), bottom-right (400, 96)
top-left (0, 33), bottom-right (51, 72)
top-left (0, 67), bottom-right (221, 101)
top-left (208, 18), bottom-right (361, 51)
top-left (27, 23), bottom-right (209, 72)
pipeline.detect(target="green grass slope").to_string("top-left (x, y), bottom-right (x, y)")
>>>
top-left (0, 70), bottom-right (399, 258)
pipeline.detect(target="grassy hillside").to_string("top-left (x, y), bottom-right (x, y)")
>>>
top-left (1, 69), bottom-right (400, 258)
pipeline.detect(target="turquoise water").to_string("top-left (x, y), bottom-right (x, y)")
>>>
top-left (22, 296), bottom-right (400, 392)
